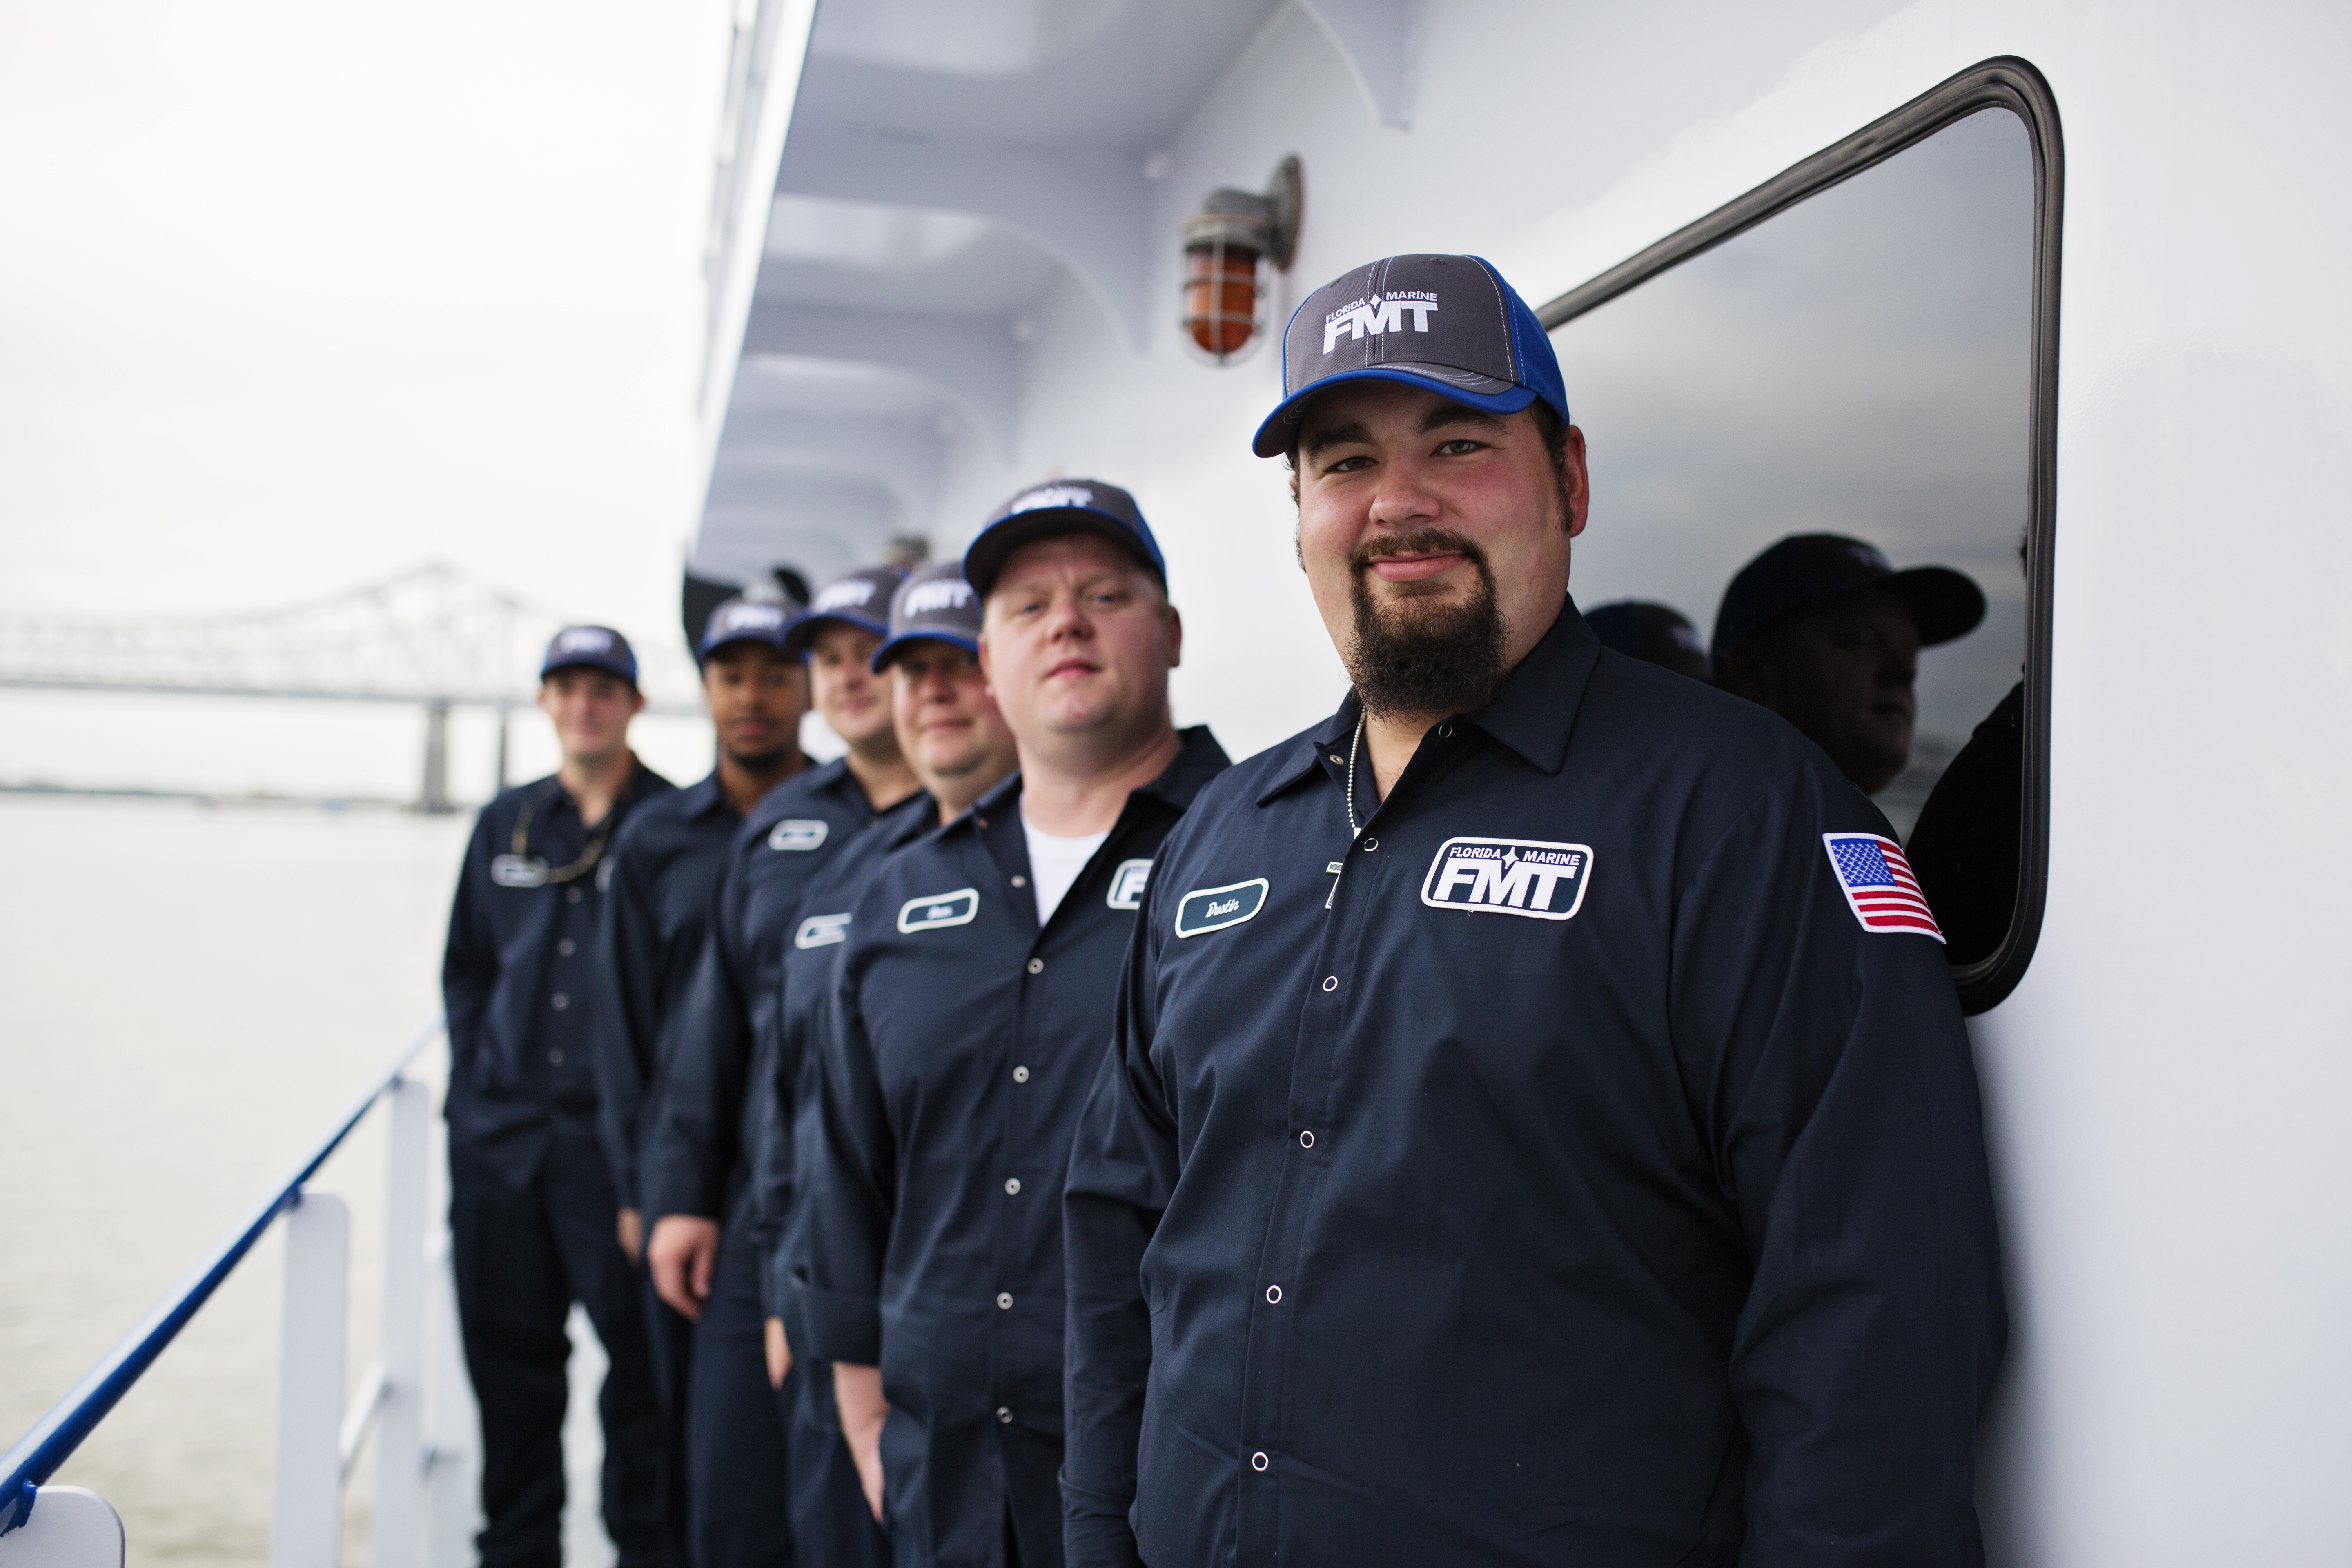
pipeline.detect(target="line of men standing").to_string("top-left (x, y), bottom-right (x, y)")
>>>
top-left (445, 246), bottom-right (2004, 1568)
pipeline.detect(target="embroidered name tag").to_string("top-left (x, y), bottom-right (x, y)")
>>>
top-left (1105, 859), bottom-right (1153, 911)
top-left (770, 819), bottom-right (829, 852)
top-left (897, 888), bottom-right (979, 934)
top-left (1420, 838), bottom-right (1592, 920)
top-left (795, 911), bottom-right (853, 949)
top-left (1174, 878), bottom-right (1269, 938)
top-left (491, 854), bottom-right (548, 888)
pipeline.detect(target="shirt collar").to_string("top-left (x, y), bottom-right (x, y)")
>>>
top-left (682, 771), bottom-right (739, 820)
top-left (1254, 598), bottom-right (1601, 805)
top-left (964, 724), bottom-right (1232, 833)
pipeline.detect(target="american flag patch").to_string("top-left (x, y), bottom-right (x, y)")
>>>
top-left (1822, 833), bottom-right (1944, 942)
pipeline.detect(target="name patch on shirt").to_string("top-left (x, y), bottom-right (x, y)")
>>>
top-left (491, 854), bottom-right (548, 888)
top-left (898, 887), bottom-right (980, 934)
top-left (1420, 838), bottom-right (1592, 920)
top-left (795, 911), bottom-right (852, 949)
top-left (1105, 858), bottom-right (1153, 911)
top-left (1174, 878), bottom-right (1269, 938)
top-left (770, 818), bottom-right (829, 852)
top-left (1822, 833), bottom-right (1944, 941)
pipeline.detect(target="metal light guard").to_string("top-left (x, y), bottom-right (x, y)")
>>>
top-left (1180, 156), bottom-right (1302, 365)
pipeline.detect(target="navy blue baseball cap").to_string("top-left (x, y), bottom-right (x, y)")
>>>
top-left (1585, 600), bottom-right (1711, 682)
top-left (1710, 534), bottom-right (1987, 666)
top-left (696, 597), bottom-right (800, 664)
top-left (871, 561), bottom-right (982, 672)
top-left (1254, 253), bottom-right (1570, 458)
top-left (961, 479), bottom-right (1166, 599)
top-left (541, 625), bottom-right (637, 685)
top-left (782, 564), bottom-right (907, 656)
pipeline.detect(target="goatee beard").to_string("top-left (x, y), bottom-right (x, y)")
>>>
top-left (1344, 528), bottom-right (1510, 721)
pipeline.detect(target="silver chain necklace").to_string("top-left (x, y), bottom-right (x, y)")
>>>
top-left (1344, 711), bottom-right (1367, 836)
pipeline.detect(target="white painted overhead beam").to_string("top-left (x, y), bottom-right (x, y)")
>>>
top-left (741, 298), bottom-right (1019, 456)
top-left (713, 408), bottom-right (943, 523)
top-left (776, 125), bottom-right (1150, 349)
top-left (1296, 0), bottom-right (1415, 129)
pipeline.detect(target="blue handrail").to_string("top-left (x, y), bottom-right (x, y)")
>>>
top-left (0, 1018), bottom-right (446, 1535)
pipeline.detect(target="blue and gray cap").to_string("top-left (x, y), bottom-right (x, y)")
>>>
top-left (541, 625), bottom-right (638, 685)
top-left (782, 564), bottom-right (908, 656)
top-left (697, 597), bottom-right (799, 664)
top-left (871, 561), bottom-right (982, 672)
top-left (962, 478), bottom-right (1165, 598)
top-left (1253, 253), bottom-right (1570, 457)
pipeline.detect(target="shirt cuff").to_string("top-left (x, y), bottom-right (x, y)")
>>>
top-left (1060, 1481), bottom-right (1144, 1568)
top-left (798, 1282), bottom-right (883, 1366)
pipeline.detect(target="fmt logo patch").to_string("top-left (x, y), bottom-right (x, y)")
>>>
top-left (1174, 878), bottom-right (1268, 938)
top-left (1105, 858), bottom-right (1152, 911)
top-left (1420, 837), bottom-right (1592, 920)
top-left (769, 819), bottom-right (828, 852)
top-left (794, 911), bottom-right (852, 949)
top-left (898, 888), bottom-right (979, 934)
top-left (1321, 291), bottom-right (1439, 353)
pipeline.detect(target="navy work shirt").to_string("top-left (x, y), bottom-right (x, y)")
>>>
top-left (443, 764), bottom-right (675, 1189)
top-left (640, 757), bottom-right (886, 1227)
top-left (799, 728), bottom-right (1228, 1558)
top-left (751, 790), bottom-right (938, 1317)
top-left (1061, 608), bottom-right (2005, 1568)
top-left (588, 772), bottom-right (743, 1211)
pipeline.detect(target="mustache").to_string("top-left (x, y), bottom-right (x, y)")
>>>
top-left (1349, 528), bottom-right (1490, 573)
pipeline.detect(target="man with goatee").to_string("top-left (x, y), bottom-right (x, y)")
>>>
top-left (1060, 254), bottom-right (2006, 1568)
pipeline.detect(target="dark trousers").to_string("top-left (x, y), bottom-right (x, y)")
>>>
top-left (782, 1298), bottom-right (892, 1568)
top-left (642, 1274), bottom-right (697, 1568)
top-left (450, 1124), bottom-right (673, 1568)
top-left (686, 1205), bottom-right (797, 1568)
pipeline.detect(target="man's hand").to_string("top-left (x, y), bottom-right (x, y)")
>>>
top-left (647, 1215), bottom-right (722, 1321)
top-left (616, 1207), bottom-right (643, 1265)
top-left (835, 1362), bottom-right (890, 1522)
top-left (764, 1316), bottom-right (793, 1390)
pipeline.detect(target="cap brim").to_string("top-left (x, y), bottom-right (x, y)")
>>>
top-left (542, 657), bottom-right (637, 685)
top-left (964, 510), bottom-right (1164, 599)
top-left (781, 611), bottom-right (889, 656)
top-left (697, 632), bottom-right (799, 664)
top-left (1882, 566), bottom-right (1988, 647)
top-left (870, 630), bottom-right (980, 673)
top-left (1251, 366), bottom-right (1534, 457)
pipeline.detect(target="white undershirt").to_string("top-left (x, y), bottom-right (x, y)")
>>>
top-left (1021, 816), bottom-right (1109, 927)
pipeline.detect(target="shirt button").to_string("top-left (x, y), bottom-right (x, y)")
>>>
top-left (1011, 874), bottom-right (1028, 888)
top-left (1026, 958), bottom-right (1044, 974)
top-left (557, 938), bottom-right (576, 957)
top-left (566, 887), bottom-right (583, 904)
top-left (1360, 837), bottom-right (1377, 852)
top-left (1321, 976), bottom-right (1338, 993)
top-left (996, 1406), bottom-right (1013, 1425)
top-left (1265, 1285), bottom-right (1283, 1304)
top-left (548, 1049), bottom-right (565, 1066)
top-left (1004, 1178), bottom-right (1022, 1196)
top-left (1436, 723), bottom-right (1454, 739)
top-left (1251, 1452), bottom-right (1270, 1473)
top-left (1012, 1065), bottom-right (1030, 1083)
top-left (996, 1292), bottom-right (1014, 1310)
top-left (550, 993), bottom-right (570, 1010)
top-left (1298, 1129), bottom-right (1315, 1148)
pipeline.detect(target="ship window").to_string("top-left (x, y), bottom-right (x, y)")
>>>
top-left (1542, 61), bottom-right (2060, 1013)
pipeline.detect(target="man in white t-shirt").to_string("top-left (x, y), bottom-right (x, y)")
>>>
top-left (803, 481), bottom-right (1227, 1568)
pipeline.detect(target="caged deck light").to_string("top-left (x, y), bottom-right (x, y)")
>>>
top-left (1180, 155), bottom-right (1303, 363)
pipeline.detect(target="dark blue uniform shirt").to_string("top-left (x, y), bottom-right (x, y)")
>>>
top-left (1061, 608), bottom-right (2005, 1568)
top-left (443, 764), bottom-right (675, 1189)
top-left (588, 772), bottom-right (744, 1210)
top-left (800, 728), bottom-right (1227, 1564)
top-left (641, 757), bottom-right (887, 1226)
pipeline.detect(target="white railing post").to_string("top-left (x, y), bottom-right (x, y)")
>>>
top-left (270, 1188), bottom-right (348, 1568)
top-left (0, 1488), bottom-right (125, 1568)
top-left (370, 1078), bottom-right (430, 1568)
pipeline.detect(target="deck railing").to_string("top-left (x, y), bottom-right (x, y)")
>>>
top-left (0, 1020), bottom-right (450, 1568)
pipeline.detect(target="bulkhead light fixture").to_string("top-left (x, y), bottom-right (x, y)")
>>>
top-left (1180, 156), bottom-right (1303, 363)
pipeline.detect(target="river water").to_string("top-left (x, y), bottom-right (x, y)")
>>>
top-left (0, 797), bottom-right (616, 1568)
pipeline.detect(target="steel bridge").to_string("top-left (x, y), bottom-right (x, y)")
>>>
top-left (0, 563), bottom-right (702, 811)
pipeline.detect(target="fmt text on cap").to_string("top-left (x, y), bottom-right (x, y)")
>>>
top-left (871, 560), bottom-right (983, 672)
top-left (541, 625), bottom-right (638, 685)
top-left (961, 479), bottom-right (1166, 599)
top-left (1254, 253), bottom-right (1570, 458)
top-left (697, 597), bottom-right (800, 664)
top-left (783, 564), bottom-right (908, 657)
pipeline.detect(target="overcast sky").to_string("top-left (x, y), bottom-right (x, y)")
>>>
top-left (0, 2), bottom-right (737, 796)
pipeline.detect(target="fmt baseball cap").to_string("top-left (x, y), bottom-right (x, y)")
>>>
top-left (1710, 534), bottom-right (1987, 667)
top-left (961, 479), bottom-right (1166, 599)
top-left (782, 564), bottom-right (907, 656)
top-left (1253, 253), bottom-right (1570, 458)
top-left (541, 625), bottom-right (638, 685)
top-left (871, 561), bottom-right (982, 672)
top-left (697, 597), bottom-right (800, 664)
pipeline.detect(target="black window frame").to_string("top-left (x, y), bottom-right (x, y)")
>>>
top-left (1537, 55), bottom-right (2061, 1016)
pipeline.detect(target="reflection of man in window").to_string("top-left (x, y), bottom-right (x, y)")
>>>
top-left (1711, 534), bottom-right (1984, 795)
